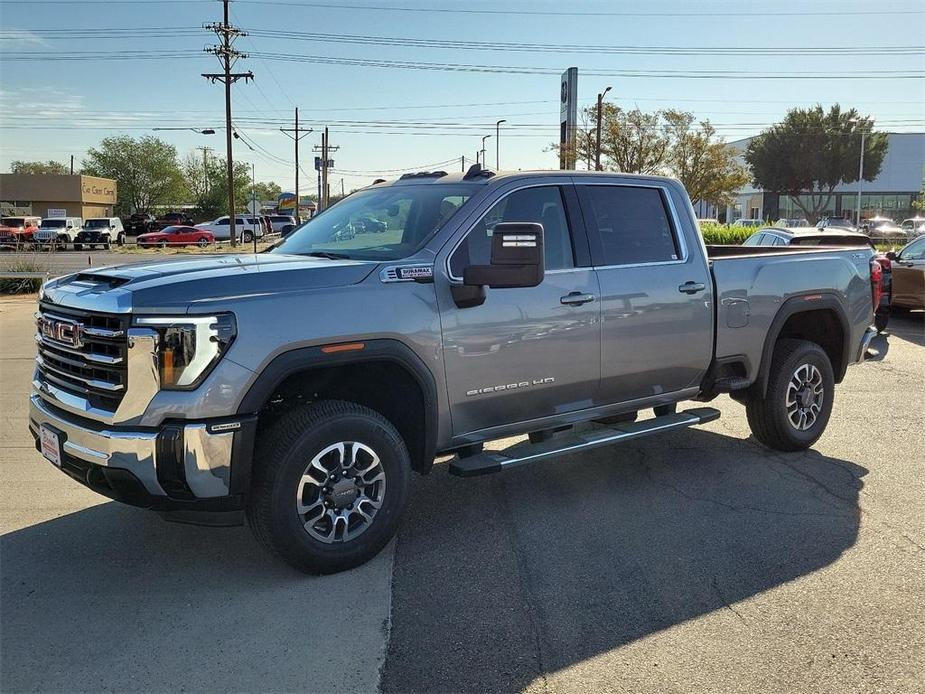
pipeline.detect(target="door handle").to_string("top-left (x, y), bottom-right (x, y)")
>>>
top-left (560, 292), bottom-right (596, 306)
top-left (678, 281), bottom-right (706, 294)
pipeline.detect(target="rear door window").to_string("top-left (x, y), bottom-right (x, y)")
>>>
top-left (578, 185), bottom-right (681, 266)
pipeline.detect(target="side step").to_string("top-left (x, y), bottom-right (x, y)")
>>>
top-left (448, 407), bottom-right (720, 477)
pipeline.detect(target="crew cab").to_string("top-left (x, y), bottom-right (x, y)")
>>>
top-left (29, 169), bottom-right (878, 575)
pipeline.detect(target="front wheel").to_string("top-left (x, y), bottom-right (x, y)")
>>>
top-left (745, 338), bottom-right (834, 451)
top-left (197, 236), bottom-right (209, 248)
top-left (247, 400), bottom-right (411, 574)
top-left (241, 231), bottom-right (254, 244)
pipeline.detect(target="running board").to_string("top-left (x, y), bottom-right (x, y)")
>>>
top-left (448, 407), bottom-right (721, 477)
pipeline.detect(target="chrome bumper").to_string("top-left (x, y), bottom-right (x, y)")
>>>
top-left (29, 394), bottom-right (235, 499)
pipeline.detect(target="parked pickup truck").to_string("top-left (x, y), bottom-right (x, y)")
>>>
top-left (29, 169), bottom-right (879, 574)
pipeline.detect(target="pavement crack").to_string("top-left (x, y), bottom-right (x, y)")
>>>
top-left (494, 477), bottom-right (551, 694)
top-left (711, 577), bottom-right (748, 625)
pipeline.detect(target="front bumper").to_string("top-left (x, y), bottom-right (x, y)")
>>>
top-left (29, 394), bottom-right (255, 524)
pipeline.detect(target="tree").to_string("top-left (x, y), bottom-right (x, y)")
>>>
top-left (182, 151), bottom-right (250, 220)
top-left (10, 160), bottom-right (70, 175)
top-left (252, 180), bottom-right (282, 203)
top-left (82, 135), bottom-right (186, 215)
top-left (744, 105), bottom-right (887, 224)
top-left (600, 105), bottom-right (673, 174)
top-left (664, 111), bottom-right (750, 209)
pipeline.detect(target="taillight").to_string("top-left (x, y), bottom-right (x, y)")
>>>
top-left (870, 259), bottom-right (883, 311)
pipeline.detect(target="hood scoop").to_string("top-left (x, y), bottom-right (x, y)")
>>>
top-left (72, 272), bottom-right (130, 289)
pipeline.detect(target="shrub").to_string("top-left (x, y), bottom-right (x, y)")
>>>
top-left (0, 259), bottom-right (48, 294)
top-left (698, 222), bottom-right (752, 245)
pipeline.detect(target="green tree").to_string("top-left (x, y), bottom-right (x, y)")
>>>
top-left (182, 151), bottom-right (250, 220)
top-left (10, 160), bottom-right (70, 175)
top-left (664, 111), bottom-right (750, 209)
top-left (82, 136), bottom-right (186, 215)
top-left (252, 180), bottom-right (283, 203)
top-left (600, 105), bottom-right (673, 174)
top-left (744, 105), bottom-right (887, 224)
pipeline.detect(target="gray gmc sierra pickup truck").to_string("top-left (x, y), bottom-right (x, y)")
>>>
top-left (29, 168), bottom-right (879, 573)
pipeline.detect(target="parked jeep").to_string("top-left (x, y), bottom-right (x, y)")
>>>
top-left (30, 168), bottom-right (879, 574)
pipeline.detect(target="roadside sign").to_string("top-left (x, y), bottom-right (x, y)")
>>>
top-left (314, 157), bottom-right (334, 171)
top-left (47, 208), bottom-right (66, 217)
top-left (247, 199), bottom-right (260, 214)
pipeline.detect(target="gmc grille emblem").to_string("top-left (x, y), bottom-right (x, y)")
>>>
top-left (39, 316), bottom-right (84, 349)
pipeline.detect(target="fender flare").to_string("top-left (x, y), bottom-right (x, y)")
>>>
top-left (753, 293), bottom-right (851, 397)
top-left (237, 339), bottom-right (439, 471)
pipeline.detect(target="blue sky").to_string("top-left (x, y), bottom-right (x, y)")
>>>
top-left (1, 0), bottom-right (923, 196)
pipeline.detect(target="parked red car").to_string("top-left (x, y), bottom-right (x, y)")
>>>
top-left (137, 226), bottom-right (214, 248)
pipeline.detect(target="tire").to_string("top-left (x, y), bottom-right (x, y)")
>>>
top-left (282, 225), bottom-right (294, 235)
top-left (197, 236), bottom-right (209, 248)
top-left (117, 233), bottom-right (125, 246)
top-left (745, 338), bottom-right (834, 452)
top-left (102, 235), bottom-right (111, 250)
top-left (875, 312), bottom-right (889, 333)
top-left (242, 231), bottom-right (254, 244)
top-left (74, 243), bottom-right (83, 251)
top-left (247, 400), bottom-right (411, 574)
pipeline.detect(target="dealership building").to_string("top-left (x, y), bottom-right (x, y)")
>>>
top-left (0, 174), bottom-right (118, 219)
top-left (694, 132), bottom-right (925, 223)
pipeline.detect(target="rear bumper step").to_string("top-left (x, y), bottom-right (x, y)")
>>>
top-left (448, 407), bottom-right (720, 477)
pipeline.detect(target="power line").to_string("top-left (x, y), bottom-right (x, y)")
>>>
top-left (236, 1), bottom-right (924, 18)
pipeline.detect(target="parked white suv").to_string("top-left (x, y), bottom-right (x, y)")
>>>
top-left (33, 217), bottom-right (83, 249)
top-left (74, 217), bottom-right (124, 250)
top-left (195, 215), bottom-right (264, 243)
top-left (268, 214), bottom-right (297, 235)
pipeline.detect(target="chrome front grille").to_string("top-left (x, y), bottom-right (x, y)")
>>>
top-left (35, 304), bottom-right (129, 411)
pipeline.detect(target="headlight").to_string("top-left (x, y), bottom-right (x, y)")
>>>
top-left (135, 314), bottom-right (236, 389)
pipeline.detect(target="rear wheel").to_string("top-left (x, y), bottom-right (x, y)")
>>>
top-left (745, 338), bottom-right (834, 451)
top-left (247, 400), bottom-right (411, 574)
top-left (74, 243), bottom-right (83, 251)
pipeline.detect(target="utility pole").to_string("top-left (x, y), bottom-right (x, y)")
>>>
top-left (856, 130), bottom-right (866, 226)
top-left (203, 0), bottom-right (253, 246)
top-left (313, 128), bottom-right (339, 212)
top-left (69, 155), bottom-right (74, 175)
top-left (196, 146), bottom-right (213, 196)
top-left (461, 155), bottom-right (465, 172)
top-left (595, 86), bottom-right (611, 172)
top-left (251, 162), bottom-right (258, 252)
top-left (340, 178), bottom-right (345, 198)
top-left (280, 107), bottom-right (313, 222)
top-left (481, 135), bottom-right (491, 169)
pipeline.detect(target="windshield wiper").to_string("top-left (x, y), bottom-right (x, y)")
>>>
top-left (303, 251), bottom-right (352, 260)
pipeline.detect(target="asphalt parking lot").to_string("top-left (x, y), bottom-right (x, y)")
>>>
top-left (1, 294), bottom-right (922, 693)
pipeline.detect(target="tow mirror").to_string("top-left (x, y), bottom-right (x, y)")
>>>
top-left (463, 222), bottom-right (545, 289)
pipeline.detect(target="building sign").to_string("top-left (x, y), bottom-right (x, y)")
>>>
top-left (80, 175), bottom-right (117, 204)
top-left (559, 67), bottom-right (578, 170)
top-left (278, 192), bottom-right (297, 212)
top-left (47, 208), bottom-right (67, 217)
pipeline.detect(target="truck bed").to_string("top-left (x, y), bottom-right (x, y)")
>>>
top-left (705, 244), bottom-right (871, 259)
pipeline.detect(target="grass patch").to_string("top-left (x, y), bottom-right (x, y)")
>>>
top-left (698, 223), bottom-right (753, 245)
top-left (0, 258), bottom-right (47, 294)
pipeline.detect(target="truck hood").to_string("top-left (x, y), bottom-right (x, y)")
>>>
top-left (41, 253), bottom-right (379, 314)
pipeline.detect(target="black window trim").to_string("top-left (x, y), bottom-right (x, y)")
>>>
top-left (445, 182), bottom-right (591, 282)
top-left (576, 181), bottom-right (690, 269)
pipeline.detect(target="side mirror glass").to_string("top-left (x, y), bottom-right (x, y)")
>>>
top-left (463, 222), bottom-right (545, 289)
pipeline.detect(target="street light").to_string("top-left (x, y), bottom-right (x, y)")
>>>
top-left (481, 134), bottom-right (492, 169)
top-left (495, 119), bottom-right (507, 170)
top-left (152, 128), bottom-right (216, 135)
top-left (595, 86), bottom-right (612, 171)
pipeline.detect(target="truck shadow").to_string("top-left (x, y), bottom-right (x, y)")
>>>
top-left (0, 499), bottom-right (392, 692)
top-left (381, 427), bottom-right (867, 693)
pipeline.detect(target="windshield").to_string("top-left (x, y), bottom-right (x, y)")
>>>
top-left (271, 184), bottom-right (478, 260)
top-left (1, 218), bottom-right (25, 227)
top-left (84, 219), bottom-right (110, 229)
top-left (40, 220), bottom-right (66, 229)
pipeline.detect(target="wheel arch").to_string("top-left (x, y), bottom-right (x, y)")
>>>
top-left (751, 294), bottom-right (851, 398)
top-left (238, 339), bottom-right (438, 475)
